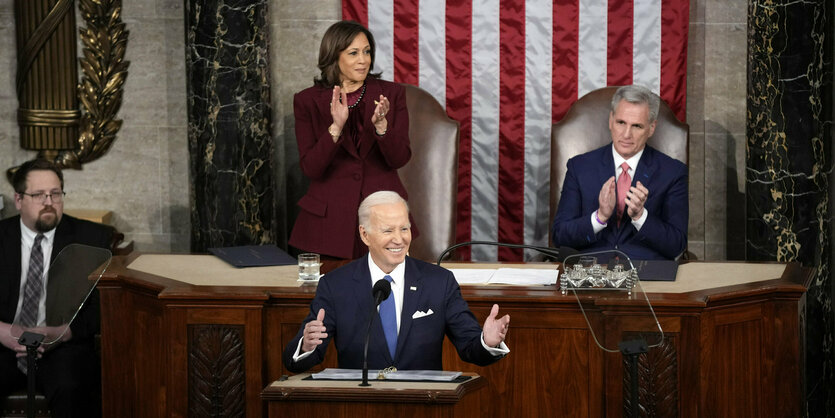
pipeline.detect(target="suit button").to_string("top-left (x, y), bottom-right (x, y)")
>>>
top-left (353, 174), bottom-right (361, 181)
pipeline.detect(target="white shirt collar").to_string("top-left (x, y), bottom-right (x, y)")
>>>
top-left (612, 145), bottom-right (644, 175)
top-left (367, 255), bottom-right (406, 285)
top-left (19, 219), bottom-right (57, 247)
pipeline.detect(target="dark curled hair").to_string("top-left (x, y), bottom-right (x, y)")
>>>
top-left (314, 20), bottom-right (382, 87)
top-left (12, 159), bottom-right (64, 194)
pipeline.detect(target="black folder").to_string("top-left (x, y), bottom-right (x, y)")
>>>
top-left (209, 245), bottom-right (296, 268)
top-left (631, 259), bottom-right (679, 281)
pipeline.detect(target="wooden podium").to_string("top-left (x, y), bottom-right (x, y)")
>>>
top-left (98, 255), bottom-right (811, 417)
top-left (261, 373), bottom-right (486, 417)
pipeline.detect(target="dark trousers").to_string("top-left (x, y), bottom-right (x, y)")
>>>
top-left (0, 341), bottom-right (101, 418)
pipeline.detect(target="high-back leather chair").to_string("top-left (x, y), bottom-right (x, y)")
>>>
top-left (399, 84), bottom-right (459, 262)
top-left (549, 86), bottom-right (689, 243)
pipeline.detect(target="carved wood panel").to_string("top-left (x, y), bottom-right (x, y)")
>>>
top-left (188, 324), bottom-right (246, 418)
top-left (623, 333), bottom-right (679, 417)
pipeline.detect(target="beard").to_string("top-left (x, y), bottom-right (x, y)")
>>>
top-left (34, 209), bottom-right (59, 232)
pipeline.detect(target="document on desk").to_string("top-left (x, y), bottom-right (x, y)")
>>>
top-left (450, 268), bottom-right (558, 286)
top-left (311, 368), bottom-right (462, 381)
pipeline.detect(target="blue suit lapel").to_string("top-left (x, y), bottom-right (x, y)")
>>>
top-left (395, 257), bottom-right (421, 361)
top-left (633, 146), bottom-right (657, 187)
top-left (350, 256), bottom-right (389, 361)
top-left (596, 145), bottom-right (616, 186)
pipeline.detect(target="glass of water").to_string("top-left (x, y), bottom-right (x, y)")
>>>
top-left (298, 253), bottom-right (320, 281)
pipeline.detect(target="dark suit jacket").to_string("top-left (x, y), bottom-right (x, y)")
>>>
top-left (282, 256), bottom-right (502, 372)
top-left (0, 214), bottom-right (113, 349)
top-left (551, 144), bottom-right (688, 260)
top-left (289, 78), bottom-right (416, 259)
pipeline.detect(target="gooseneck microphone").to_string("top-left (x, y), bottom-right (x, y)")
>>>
top-left (360, 279), bottom-right (392, 386)
top-left (436, 240), bottom-right (568, 264)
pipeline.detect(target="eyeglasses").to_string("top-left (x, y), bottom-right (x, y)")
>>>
top-left (20, 191), bottom-right (65, 204)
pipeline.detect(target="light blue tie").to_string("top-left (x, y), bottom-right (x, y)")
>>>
top-left (379, 275), bottom-right (397, 358)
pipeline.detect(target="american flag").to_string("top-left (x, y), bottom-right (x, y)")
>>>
top-left (342, 0), bottom-right (689, 261)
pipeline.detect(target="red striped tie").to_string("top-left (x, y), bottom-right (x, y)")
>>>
top-left (616, 163), bottom-right (631, 225)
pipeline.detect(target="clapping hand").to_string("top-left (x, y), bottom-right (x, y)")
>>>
top-left (371, 95), bottom-right (390, 134)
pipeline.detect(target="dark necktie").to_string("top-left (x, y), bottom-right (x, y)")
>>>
top-left (18, 233), bottom-right (45, 374)
top-left (379, 275), bottom-right (397, 358)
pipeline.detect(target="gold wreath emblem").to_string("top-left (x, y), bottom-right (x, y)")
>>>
top-left (56, 0), bottom-right (130, 169)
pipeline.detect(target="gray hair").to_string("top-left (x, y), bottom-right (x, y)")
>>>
top-left (358, 191), bottom-right (409, 228)
top-left (610, 85), bottom-right (660, 123)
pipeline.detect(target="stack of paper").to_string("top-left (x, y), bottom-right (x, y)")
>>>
top-left (311, 368), bottom-right (462, 381)
top-left (450, 268), bottom-right (558, 286)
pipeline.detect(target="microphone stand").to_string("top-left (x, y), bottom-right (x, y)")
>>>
top-left (359, 311), bottom-right (376, 386)
top-left (361, 280), bottom-right (391, 386)
top-left (436, 240), bottom-right (564, 265)
top-left (19, 331), bottom-right (45, 418)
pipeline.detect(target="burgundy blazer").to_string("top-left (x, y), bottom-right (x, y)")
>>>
top-left (289, 78), bottom-right (414, 258)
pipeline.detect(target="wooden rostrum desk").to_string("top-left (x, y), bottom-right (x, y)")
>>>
top-left (98, 253), bottom-right (810, 417)
top-left (261, 372), bottom-right (487, 417)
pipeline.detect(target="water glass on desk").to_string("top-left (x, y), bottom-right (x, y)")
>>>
top-left (298, 253), bottom-right (321, 281)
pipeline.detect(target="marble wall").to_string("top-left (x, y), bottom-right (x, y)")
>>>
top-left (0, 0), bottom-right (190, 252)
top-left (185, 0), bottom-right (274, 252)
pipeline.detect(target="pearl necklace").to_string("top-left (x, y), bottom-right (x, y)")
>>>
top-left (345, 83), bottom-right (366, 109)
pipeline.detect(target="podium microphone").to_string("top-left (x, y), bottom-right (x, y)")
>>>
top-left (435, 240), bottom-right (567, 264)
top-left (360, 279), bottom-right (391, 386)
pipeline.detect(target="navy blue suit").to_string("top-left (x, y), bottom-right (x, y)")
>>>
top-left (283, 256), bottom-right (501, 372)
top-left (551, 144), bottom-right (688, 260)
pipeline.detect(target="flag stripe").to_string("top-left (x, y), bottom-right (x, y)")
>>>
top-left (469, 0), bottom-right (500, 260)
top-left (552, 0), bottom-right (580, 122)
top-left (418, 0), bottom-right (446, 103)
top-left (368, 0), bottom-right (394, 80)
top-left (525, 0), bottom-right (553, 256)
top-left (343, 1), bottom-right (368, 27)
top-left (661, 0), bottom-right (689, 121)
top-left (633, 0), bottom-right (661, 91)
top-left (445, 0), bottom-right (474, 260)
top-left (607, 0), bottom-right (633, 86)
top-left (393, 0), bottom-right (419, 85)
top-left (496, 0), bottom-right (527, 260)
top-left (577, 0), bottom-right (607, 97)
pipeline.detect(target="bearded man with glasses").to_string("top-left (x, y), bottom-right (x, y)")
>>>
top-left (0, 159), bottom-right (113, 417)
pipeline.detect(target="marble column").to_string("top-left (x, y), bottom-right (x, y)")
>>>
top-left (746, 0), bottom-right (833, 416)
top-left (185, 0), bottom-right (274, 251)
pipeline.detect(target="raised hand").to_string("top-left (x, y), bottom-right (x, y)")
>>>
top-left (302, 308), bottom-right (328, 353)
top-left (626, 181), bottom-right (649, 220)
top-left (597, 176), bottom-right (616, 222)
top-left (482, 304), bottom-right (510, 348)
top-left (371, 94), bottom-right (390, 134)
top-left (330, 86), bottom-right (349, 134)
